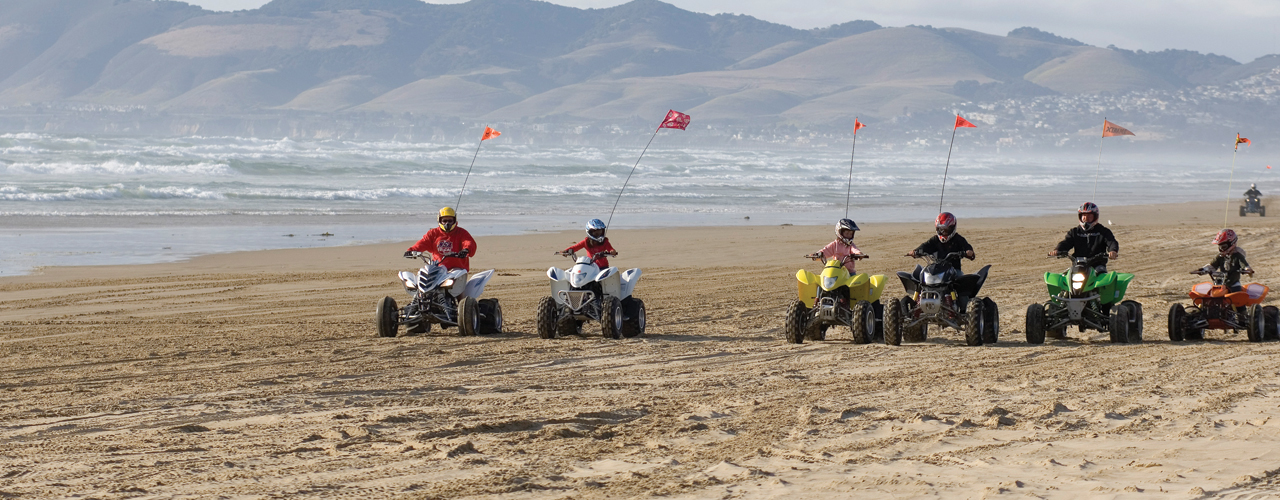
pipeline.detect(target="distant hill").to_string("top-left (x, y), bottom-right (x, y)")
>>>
top-left (0, 0), bottom-right (1274, 124)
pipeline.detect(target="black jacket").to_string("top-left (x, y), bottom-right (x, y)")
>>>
top-left (1245, 187), bottom-right (1262, 199)
top-left (913, 234), bottom-right (974, 272)
top-left (1207, 248), bottom-right (1252, 285)
top-left (1055, 224), bottom-right (1119, 260)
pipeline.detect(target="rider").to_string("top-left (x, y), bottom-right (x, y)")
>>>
top-left (1199, 229), bottom-right (1253, 294)
top-left (807, 218), bottom-right (867, 272)
top-left (558, 219), bottom-right (617, 268)
top-left (1245, 183), bottom-right (1263, 200)
top-left (1049, 202), bottom-right (1118, 272)
top-left (907, 212), bottom-right (975, 271)
top-left (404, 207), bottom-right (477, 271)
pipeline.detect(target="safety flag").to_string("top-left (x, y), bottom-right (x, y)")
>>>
top-left (658, 110), bottom-right (691, 130)
top-left (481, 126), bottom-right (501, 141)
top-left (1237, 134), bottom-right (1251, 148)
top-left (954, 115), bottom-right (976, 129)
top-left (1102, 120), bottom-right (1134, 137)
top-left (854, 118), bottom-right (865, 132)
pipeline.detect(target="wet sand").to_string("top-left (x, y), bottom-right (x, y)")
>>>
top-left (3, 200), bottom-right (1280, 498)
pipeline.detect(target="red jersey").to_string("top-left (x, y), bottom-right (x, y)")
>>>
top-left (565, 237), bottom-right (615, 268)
top-left (408, 227), bottom-right (477, 270)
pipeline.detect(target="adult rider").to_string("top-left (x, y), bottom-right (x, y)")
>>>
top-left (1048, 202), bottom-right (1119, 314)
top-left (1246, 183), bottom-right (1262, 201)
top-left (404, 207), bottom-right (477, 271)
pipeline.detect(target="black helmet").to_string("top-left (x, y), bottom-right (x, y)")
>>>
top-left (1078, 202), bottom-right (1099, 230)
top-left (836, 219), bottom-right (859, 245)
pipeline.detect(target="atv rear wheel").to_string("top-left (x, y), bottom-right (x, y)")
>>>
top-left (982, 297), bottom-right (999, 344)
top-left (901, 297), bottom-right (926, 343)
top-left (1265, 306), bottom-right (1279, 340)
top-left (621, 297), bottom-right (646, 337)
top-left (376, 296), bottom-right (399, 338)
top-left (406, 320), bottom-right (430, 335)
top-left (555, 314), bottom-right (579, 338)
top-left (1167, 303), bottom-right (1185, 342)
top-left (601, 296), bottom-right (623, 339)
top-left (1025, 303), bottom-right (1046, 345)
top-left (784, 300), bottom-right (807, 344)
top-left (1248, 304), bottom-right (1265, 343)
top-left (964, 299), bottom-right (984, 346)
top-left (1108, 305), bottom-right (1130, 344)
top-left (850, 301), bottom-right (873, 344)
top-left (1262, 206), bottom-right (1267, 217)
top-left (478, 298), bottom-right (503, 334)
top-left (535, 296), bottom-right (557, 339)
top-left (458, 297), bottom-right (479, 337)
top-left (1241, 206), bottom-right (1247, 217)
top-left (1122, 300), bottom-right (1143, 343)
top-left (883, 298), bottom-right (903, 346)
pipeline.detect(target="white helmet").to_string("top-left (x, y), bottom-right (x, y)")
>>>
top-left (586, 219), bottom-right (607, 243)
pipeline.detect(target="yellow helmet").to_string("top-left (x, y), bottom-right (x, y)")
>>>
top-left (438, 206), bottom-right (457, 232)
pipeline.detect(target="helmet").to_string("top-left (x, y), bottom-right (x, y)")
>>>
top-left (1078, 202), bottom-right (1099, 230)
top-left (1252, 183), bottom-right (1257, 189)
top-left (1213, 229), bottom-right (1238, 255)
top-left (836, 218), bottom-right (859, 245)
top-left (586, 218), bottom-right (607, 243)
top-left (935, 212), bottom-right (956, 243)
top-left (438, 206), bottom-right (457, 232)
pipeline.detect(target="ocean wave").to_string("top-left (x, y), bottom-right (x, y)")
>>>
top-left (2, 160), bottom-right (233, 176)
top-left (0, 185), bottom-right (226, 201)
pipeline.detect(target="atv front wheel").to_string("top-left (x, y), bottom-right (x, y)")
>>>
top-left (478, 298), bottom-right (503, 334)
top-left (1108, 305), bottom-right (1130, 344)
top-left (621, 297), bottom-right (646, 338)
top-left (1025, 303), bottom-right (1046, 345)
top-left (1241, 206), bottom-right (1247, 217)
top-left (883, 298), bottom-right (903, 346)
top-left (1167, 303), bottom-right (1185, 342)
top-left (601, 296), bottom-right (623, 339)
top-left (376, 296), bottom-right (399, 338)
top-left (850, 301), bottom-right (873, 344)
top-left (964, 300), bottom-right (985, 346)
top-left (1248, 304), bottom-right (1265, 343)
top-left (535, 297), bottom-right (557, 339)
top-left (784, 300), bottom-right (807, 344)
top-left (982, 297), bottom-right (999, 344)
top-left (458, 297), bottom-right (479, 337)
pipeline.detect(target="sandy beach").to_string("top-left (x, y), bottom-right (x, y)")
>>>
top-left (4, 200), bottom-right (1280, 498)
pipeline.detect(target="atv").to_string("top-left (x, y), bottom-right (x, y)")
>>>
top-left (1024, 254), bottom-right (1141, 344)
top-left (783, 254), bottom-right (886, 344)
top-left (1241, 196), bottom-right (1265, 217)
top-left (1168, 269), bottom-right (1278, 342)
top-left (536, 251), bottom-right (645, 339)
top-left (884, 252), bottom-right (998, 346)
top-left (376, 252), bottom-right (501, 337)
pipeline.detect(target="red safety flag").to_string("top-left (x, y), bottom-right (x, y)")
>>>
top-left (1237, 134), bottom-right (1251, 147)
top-left (954, 114), bottom-right (977, 129)
top-left (481, 127), bottom-right (501, 141)
top-left (1268, 165), bottom-right (1273, 169)
top-left (1102, 120), bottom-right (1135, 137)
top-left (854, 118), bottom-right (865, 133)
top-left (658, 110), bottom-right (691, 130)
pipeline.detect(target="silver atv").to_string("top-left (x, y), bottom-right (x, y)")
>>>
top-left (376, 252), bottom-right (501, 337)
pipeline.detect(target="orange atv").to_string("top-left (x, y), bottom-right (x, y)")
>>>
top-left (1168, 269), bottom-right (1279, 342)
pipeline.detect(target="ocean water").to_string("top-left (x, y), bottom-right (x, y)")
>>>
top-left (0, 133), bottom-right (1257, 275)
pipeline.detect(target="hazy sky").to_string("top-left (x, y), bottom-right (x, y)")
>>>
top-left (186, 0), bottom-right (1280, 63)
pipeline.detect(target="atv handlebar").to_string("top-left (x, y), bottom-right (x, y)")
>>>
top-left (807, 253), bottom-right (868, 261)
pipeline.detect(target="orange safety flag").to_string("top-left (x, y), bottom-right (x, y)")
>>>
top-left (1268, 165), bottom-right (1273, 169)
top-left (1236, 134), bottom-right (1251, 147)
top-left (854, 118), bottom-right (865, 132)
top-left (954, 114), bottom-right (977, 128)
top-left (658, 110), bottom-right (691, 130)
top-left (481, 126), bottom-right (501, 141)
top-left (1102, 120), bottom-right (1134, 137)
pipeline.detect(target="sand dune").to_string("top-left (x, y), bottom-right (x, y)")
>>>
top-left (3, 201), bottom-right (1280, 498)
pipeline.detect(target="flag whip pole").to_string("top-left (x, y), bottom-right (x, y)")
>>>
top-left (1093, 117), bottom-right (1106, 200)
top-left (939, 118), bottom-right (959, 213)
top-left (608, 126), bottom-right (660, 227)
top-left (844, 118), bottom-right (859, 218)
top-left (455, 138), bottom-right (484, 213)
top-left (1225, 134), bottom-right (1241, 227)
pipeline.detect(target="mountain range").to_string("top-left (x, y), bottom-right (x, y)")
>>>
top-left (1, 0), bottom-right (1279, 125)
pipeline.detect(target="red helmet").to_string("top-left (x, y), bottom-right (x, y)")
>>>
top-left (1078, 202), bottom-right (1099, 229)
top-left (1213, 229), bottom-right (1238, 254)
top-left (935, 212), bottom-right (956, 242)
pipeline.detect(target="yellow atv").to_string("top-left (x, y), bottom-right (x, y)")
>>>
top-left (784, 254), bottom-right (887, 344)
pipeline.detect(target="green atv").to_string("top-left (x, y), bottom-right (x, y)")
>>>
top-left (1024, 254), bottom-right (1143, 344)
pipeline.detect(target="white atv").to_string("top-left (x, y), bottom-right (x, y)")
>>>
top-left (537, 251), bottom-right (646, 339)
top-left (376, 251), bottom-right (501, 337)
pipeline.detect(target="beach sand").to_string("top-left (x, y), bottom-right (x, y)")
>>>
top-left (3, 200), bottom-right (1280, 498)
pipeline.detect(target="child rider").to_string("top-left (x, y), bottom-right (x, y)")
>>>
top-left (557, 219), bottom-right (617, 268)
top-left (807, 218), bottom-right (867, 271)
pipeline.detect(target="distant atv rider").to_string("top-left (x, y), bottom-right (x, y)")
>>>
top-left (558, 219), bottom-right (618, 268)
top-left (405, 207), bottom-right (477, 271)
top-left (1246, 183), bottom-right (1263, 200)
top-left (1048, 202), bottom-right (1119, 273)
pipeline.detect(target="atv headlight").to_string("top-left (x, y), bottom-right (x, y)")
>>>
top-left (923, 272), bottom-right (942, 285)
top-left (1070, 272), bottom-right (1085, 290)
top-left (441, 278), bottom-right (455, 288)
top-left (821, 276), bottom-right (837, 290)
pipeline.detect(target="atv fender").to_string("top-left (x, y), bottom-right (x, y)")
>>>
top-left (595, 266), bottom-right (617, 283)
top-left (398, 271), bottom-right (417, 290)
top-left (897, 270), bottom-right (919, 295)
top-left (972, 265), bottom-right (991, 295)
top-left (547, 267), bottom-right (565, 281)
top-left (461, 269), bottom-right (494, 299)
top-left (619, 268), bottom-right (642, 299)
top-left (600, 267), bottom-right (623, 299)
top-left (446, 269), bottom-right (470, 297)
top-left (550, 270), bottom-right (571, 307)
top-left (1045, 272), bottom-right (1068, 296)
top-left (1097, 272), bottom-right (1132, 304)
top-left (797, 269), bottom-right (820, 308)
top-left (866, 274), bottom-right (886, 302)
